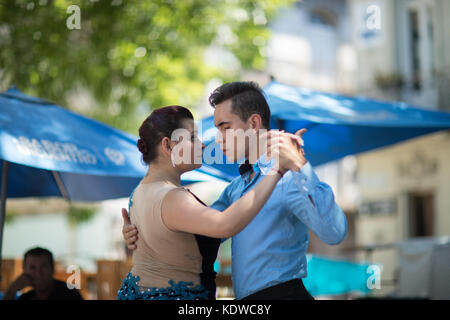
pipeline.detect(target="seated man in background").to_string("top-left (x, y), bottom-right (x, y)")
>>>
top-left (2, 247), bottom-right (83, 300)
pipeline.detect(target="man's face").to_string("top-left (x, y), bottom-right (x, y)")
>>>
top-left (214, 98), bottom-right (257, 163)
top-left (23, 255), bottom-right (54, 289)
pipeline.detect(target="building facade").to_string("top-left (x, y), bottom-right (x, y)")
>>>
top-left (349, 0), bottom-right (450, 111)
top-left (265, 0), bottom-right (450, 297)
top-left (349, 0), bottom-right (450, 296)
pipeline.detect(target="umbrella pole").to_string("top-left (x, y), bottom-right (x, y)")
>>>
top-left (0, 160), bottom-right (10, 287)
top-left (51, 171), bottom-right (69, 201)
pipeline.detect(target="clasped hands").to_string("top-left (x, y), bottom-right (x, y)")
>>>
top-left (259, 128), bottom-right (307, 175)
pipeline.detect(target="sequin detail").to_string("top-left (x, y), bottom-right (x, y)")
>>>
top-left (117, 272), bottom-right (210, 300)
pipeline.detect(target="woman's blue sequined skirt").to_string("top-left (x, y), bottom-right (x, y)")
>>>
top-left (117, 272), bottom-right (210, 300)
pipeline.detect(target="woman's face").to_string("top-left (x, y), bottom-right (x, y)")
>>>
top-left (170, 118), bottom-right (204, 171)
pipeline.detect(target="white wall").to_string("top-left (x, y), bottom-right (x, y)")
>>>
top-left (2, 198), bottom-right (128, 271)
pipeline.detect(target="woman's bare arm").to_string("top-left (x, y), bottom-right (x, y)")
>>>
top-left (162, 170), bottom-right (282, 238)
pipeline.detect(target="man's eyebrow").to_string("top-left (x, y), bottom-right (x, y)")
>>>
top-left (215, 121), bottom-right (230, 128)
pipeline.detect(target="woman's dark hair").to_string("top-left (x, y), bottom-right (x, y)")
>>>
top-left (137, 105), bottom-right (194, 164)
top-left (208, 81), bottom-right (271, 129)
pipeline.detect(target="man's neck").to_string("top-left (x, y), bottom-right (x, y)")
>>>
top-left (246, 129), bottom-right (271, 180)
top-left (246, 141), bottom-right (265, 165)
top-left (245, 153), bottom-right (260, 181)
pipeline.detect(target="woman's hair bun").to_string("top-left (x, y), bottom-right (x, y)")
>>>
top-left (137, 138), bottom-right (148, 155)
top-left (138, 105), bottom-right (194, 164)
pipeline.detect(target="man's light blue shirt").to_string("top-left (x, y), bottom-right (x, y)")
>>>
top-left (210, 155), bottom-right (348, 299)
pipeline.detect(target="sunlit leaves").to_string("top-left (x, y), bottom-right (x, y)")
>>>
top-left (0, 0), bottom-right (294, 133)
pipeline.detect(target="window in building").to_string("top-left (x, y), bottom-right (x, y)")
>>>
top-left (408, 192), bottom-right (434, 238)
top-left (309, 8), bottom-right (337, 28)
top-left (408, 5), bottom-right (435, 91)
top-left (409, 8), bottom-right (421, 90)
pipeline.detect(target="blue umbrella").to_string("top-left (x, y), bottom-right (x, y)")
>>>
top-left (0, 87), bottom-right (227, 265)
top-left (199, 81), bottom-right (450, 180)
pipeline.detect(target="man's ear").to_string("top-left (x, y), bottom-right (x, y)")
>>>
top-left (248, 114), bottom-right (263, 130)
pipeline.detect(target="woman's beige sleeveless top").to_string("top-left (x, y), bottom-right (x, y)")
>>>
top-left (129, 181), bottom-right (203, 289)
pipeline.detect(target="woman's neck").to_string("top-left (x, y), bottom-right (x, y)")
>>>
top-left (143, 161), bottom-right (181, 187)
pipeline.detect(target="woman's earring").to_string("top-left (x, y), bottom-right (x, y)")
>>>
top-left (167, 144), bottom-right (176, 168)
top-left (170, 150), bottom-right (176, 168)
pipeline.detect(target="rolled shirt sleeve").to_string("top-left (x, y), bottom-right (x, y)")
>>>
top-left (284, 162), bottom-right (348, 245)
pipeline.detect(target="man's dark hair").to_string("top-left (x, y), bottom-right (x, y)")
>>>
top-left (23, 247), bottom-right (54, 271)
top-left (209, 81), bottom-right (271, 129)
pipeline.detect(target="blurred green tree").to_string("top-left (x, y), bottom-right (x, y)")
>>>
top-left (0, 0), bottom-right (293, 132)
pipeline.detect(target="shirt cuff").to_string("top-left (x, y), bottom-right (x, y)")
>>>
top-left (292, 162), bottom-right (320, 194)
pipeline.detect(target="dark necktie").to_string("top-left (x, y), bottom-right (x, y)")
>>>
top-left (238, 159), bottom-right (254, 176)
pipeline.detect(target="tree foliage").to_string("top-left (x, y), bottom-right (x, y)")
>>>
top-left (0, 0), bottom-right (293, 132)
top-left (67, 204), bottom-right (97, 226)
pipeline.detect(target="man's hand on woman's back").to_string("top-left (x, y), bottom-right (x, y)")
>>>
top-left (122, 208), bottom-right (138, 251)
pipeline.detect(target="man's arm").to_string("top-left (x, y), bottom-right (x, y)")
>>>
top-left (284, 162), bottom-right (348, 245)
top-left (2, 273), bottom-right (32, 300)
